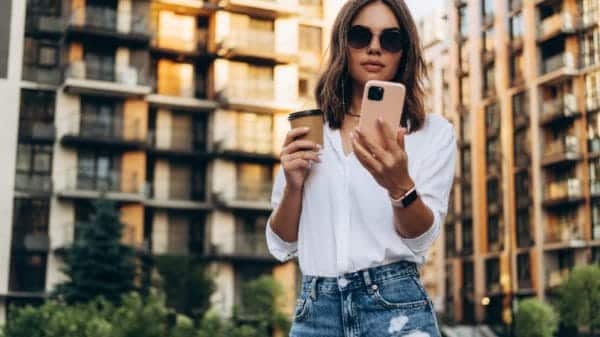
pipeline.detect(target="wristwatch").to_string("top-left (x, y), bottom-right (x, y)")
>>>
top-left (390, 186), bottom-right (418, 208)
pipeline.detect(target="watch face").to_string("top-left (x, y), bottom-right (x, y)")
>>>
top-left (401, 189), bottom-right (418, 208)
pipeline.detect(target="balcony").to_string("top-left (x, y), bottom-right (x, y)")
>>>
top-left (146, 130), bottom-right (211, 160)
top-left (579, 10), bottom-right (599, 31)
top-left (538, 52), bottom-right (578, 85)
top-left (151, 28), bottom-right (210, 58)
top-left (537, 12), bottom-right (576, 42)
top-left (214, 136), bottom-right (278, 164)
top-left (543, 178), bottom-right (584, 208)
top-left (60, 114), bottom-right (146, 150)
top-left (218, 30), bottom-right (296, 64)
top-left (218, 80), bottom-right (299, 113)
top-left (66, 6), bottom-right (151, 45)
top-left (25, 15), bottom-right (64, 36)
top-left (485, 259), bottom-right (501, 295)
top-left (207, 232), bottom-right (273, 262)
top-left (14, 173), bottom-right (53, 196)
top-left (148, 76), bottom-right (217, 112)
top-left (55, 169), bottom-right (145, 202)
top-left (592, 179), bottom-right (600, 198)
top-left (545, 221), bottom-right (584, 249)
top-left (214, 182), bottom-right (272, 211)
top-left (546, 268), bottom-right (570, 289)
top-left (541, 135), bottom-right (581, 167)
top-left (143, 181), bottom-right (211, 211)
top-left (540, 94), bottom-right (580, 126)
top-left (64, 61), bottom-right (152, 97)
top-left (219, 0), bottom-right (299, 19)
top-left (18, 121), bottom-right (56, 142)
top-left (299, 1), bottom-right (323, 20)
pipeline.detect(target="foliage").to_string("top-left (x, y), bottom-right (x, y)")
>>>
top-left (555, 265), bottom-right (600, 336)
top-left (515, 298), bottom-right (558, 337)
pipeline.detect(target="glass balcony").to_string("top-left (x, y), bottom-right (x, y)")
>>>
top-left (15, 173), bottom-right (53, 195)
top-left (537, 12), bottom-right (575, 40)
top-left (236, 181), bottom-right (272, 203)
top-left (56, 169), bottom-right (144, 202)
top-left (545, 220), bottom-right (583, 245)
top-left (25, 14), bottom-right (64, 35)
top-left (18, 121), bottom-right (56, 141)
top-left (543, 178), bottom-right (583, 204)
top-left (68, 6), bottom-right (149, 37)
top-left (147, 129), bottom-right (205, 153)
top-left (540, 94), bottom-right (578, 124)
top-left (541, 52), bottom-right (577, 75)
top-left (64, 61), bottom-right (151, 97)
top-left (542, 135), bottom-right (580, 166)
top-left (60, 114), bottom-right (145, 149)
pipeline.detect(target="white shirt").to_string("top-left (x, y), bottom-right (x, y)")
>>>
top-left (265, 113), bottom-right (457, 277)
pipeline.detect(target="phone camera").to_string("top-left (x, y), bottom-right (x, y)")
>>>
top-left (368, 86), bottom-right (384, 101)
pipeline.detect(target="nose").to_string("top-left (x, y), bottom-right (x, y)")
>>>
top-left (367, 34), bottom-right (382, 55)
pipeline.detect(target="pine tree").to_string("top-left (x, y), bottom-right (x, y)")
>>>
top-left (53, 197), bottom-right (137, 304)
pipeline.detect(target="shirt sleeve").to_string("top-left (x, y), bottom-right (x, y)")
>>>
top-left (400, 118), bottom-right (457, 256)
top-left (265, 166), bottom-right (299, 262)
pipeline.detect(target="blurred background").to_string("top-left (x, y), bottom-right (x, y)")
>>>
top-left (0, 0), bottom-right (598, 336)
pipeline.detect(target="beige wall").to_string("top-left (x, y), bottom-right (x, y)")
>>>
top-left (0, 0), bottom-right (25, 311)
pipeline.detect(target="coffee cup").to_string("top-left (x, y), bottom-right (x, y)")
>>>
top-left (288, 109), bottom-right (324, 147)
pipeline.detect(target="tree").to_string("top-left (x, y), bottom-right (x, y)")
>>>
top-left (556, 265), bottom-right (600, 336)
top-left (515, 298), bottom-right (558, 337)
top-left (154, 255), bottom-right (215, 320)
top-left (53, 198), bottom-right (137, 304)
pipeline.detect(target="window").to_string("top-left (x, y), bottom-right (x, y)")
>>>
top-left (510, 12), bottom-right (523, 44)
top-left (487, 178), bottom-right (501, 214)
top-left (446, 222), bottom-right (456, 257)
top-left (85, 0), bottom-right (118, 30)
top-left (579, 28), bottom-right (599, 68)
top-left (462, 260), bottom-right (474, 290)
top-left (510, 51), bottom-right (524, 85)
top-left (81, 97), bottom-right (122, 138)
top-left (156, 10), bottom-right (196, 52)
top-left (228, 61), bottom-right (274, 100)
top-left (514, 129), bottom-right (530, 168)
top-left (236, 163), bottom-right (273, 202)
top-left (517, 253), bottom-right (532, 288)
top-left (9, 198), bottom-right (50, 292)
top-left (459, 5), bottom-right (468, 40)
top-left (484, 63), bottom-right (496, 96)
top-left (157, 59), bottom-right (195, 97)
top-left (462, 182), bottom-right (472, 217)
top-left (482, 0), bottom-right (494, 20)
top-left (591, 202), bottom-right (600, 240)
top-left (590, 157), bottom-right (600, 195)
top-left (192, 115), bottom-right (208, 151)
top-left (515, 170), bottom-right (531, 208)
top-left (510, 0), bottom-right (523, 12)
top-left (299, 25), bottom-right (322, 54)
top-left (77, 152), bottom-right (120, 191)
top-left (516, 208), bottom-right (533, 247)
top-left (486, 137), bottom-right (500, 176)
top-left (462, 147), bottom-right (471, 180)
top-left (19, 89), bottom-right (55, 139)
top-left (487, 215), bottom-right (502, 250)
top-left (485, 103), bottom-right (500, 137)
top-left (15, 144), bottom-right (52, 192)
top-left (585, 70), bottom-right (600, 112)
top-left (483, 27), bottom-right (495, 55)
top-left (460, 74), bottom-right (471, 106)
top-left (513, 91), bottom-right (529, 128)
top-left (237, 112), bottom-right (273, 154)
top-left (463, 219), bottom-right (474, 255)
top-left (485, 258), bottom-right (500, 291)
top-left (27, 0), bottom-right (62, 16)
top-left (461, 110), bottom-right (471, 144)
top-left (84, 47), bottom-right (115, 82)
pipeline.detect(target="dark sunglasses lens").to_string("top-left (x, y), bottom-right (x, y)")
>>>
top-left (380, 30), bottom-right (404, 52)
top-left (348, 26), bottom-right (372, 49)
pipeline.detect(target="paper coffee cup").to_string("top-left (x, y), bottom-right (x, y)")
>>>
top-left (288, 109), bottom-right (324, 146)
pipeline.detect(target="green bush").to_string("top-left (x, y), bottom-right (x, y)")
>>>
top-left (515, 298), bottom-right (558, 337)
top-left (555, 265), bottom-right (600, 336)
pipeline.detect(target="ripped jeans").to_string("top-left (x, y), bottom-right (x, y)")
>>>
top-left (289, 260), bottom-right (441, 337)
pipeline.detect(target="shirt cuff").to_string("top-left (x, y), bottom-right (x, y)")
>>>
top-left (398, 210), bottom-right (442, 256)
top-left (265, 218), bottom-right (298, 262)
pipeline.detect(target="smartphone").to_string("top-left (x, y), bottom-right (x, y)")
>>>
top-left (358, 80), bottom-right (406, 148)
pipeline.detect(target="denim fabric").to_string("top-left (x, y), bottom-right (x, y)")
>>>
top-left (289, 261), bottom-right (441, 337)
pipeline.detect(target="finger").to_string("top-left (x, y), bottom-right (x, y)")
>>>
top-left (376, 117), bottom-right (399, 151)
top-left (351, 132), bottom-right (382, 173)
top-left (396, 127), bottom-right (407, 149)
top-left (284, 151), bottom-right (321, 163)
top-left (282, 140), bottom-right (321, 156)
top-left (354, 128), bottom-right (393, 164)
top-left (283, 127), bottom-right (310, 146)
top-left (286, 159), bottom-right (311, 171)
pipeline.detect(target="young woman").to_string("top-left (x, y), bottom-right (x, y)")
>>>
top-left (266, 0), bottom-right (456, 336)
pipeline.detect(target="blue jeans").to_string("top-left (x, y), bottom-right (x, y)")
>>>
top-left (290, 261), bottom-right (441, 337)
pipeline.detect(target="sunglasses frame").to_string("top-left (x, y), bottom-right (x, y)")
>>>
top-left (347, 25), bottom-right (405, 53)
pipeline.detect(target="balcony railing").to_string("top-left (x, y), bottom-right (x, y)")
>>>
top-left (544, 178), bottom-right (582, 201)
top-left (18, 121), bottom-right (56, 140)
top-left (542, 135), bottom-right (579, 160)
top-left (15, 173), bottom-right (53, 194)
top-left (26, 14), bottom-right (65, 34)
top-left (66, 61), bottom-right (149, 87)
top-left (68, 6), bottom-right (149, 36)
top-left (153, 29), bottom-right (208, 53)
top-left (236, 182), bottom-right (272, 203)
top-left (147, 130), bottom-right (206, 153)
top-left (546, 268), bottom-right (570, 288)
top-left (144, 180), bottom-right (204, 202)
top-left (540, 94), bottom-right (578, 122)
top-left (222, 79), bottom-right (274, 102)
top-left (60, 169), bottom-right (143, 195)
top-left (62, 114), bottom-right (144, 144)
top-left (222, 30), bottom-right (276, 54)
top-left (541, 52), bottom-right (576, 75)
top-left (545, 221), bottom-right (583, 244)
top-left (234, 232), bottom-right (270, 258)
top-left (537, 12), bottom-right (575, 39)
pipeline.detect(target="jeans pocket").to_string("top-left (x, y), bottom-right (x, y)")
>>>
top-left (371, 277), bottom-right (429, 310)
top-left (294, 296), bottom-right (312, 322)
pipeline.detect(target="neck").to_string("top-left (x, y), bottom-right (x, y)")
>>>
top-left (349, 82), bottom-right (363, 116)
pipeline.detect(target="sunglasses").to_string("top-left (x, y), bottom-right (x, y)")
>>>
top-left (347, 25), bottom-right (405, 53)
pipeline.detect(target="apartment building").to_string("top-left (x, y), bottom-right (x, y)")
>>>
top-left (441, 0), bottom-right (600, 328)
top-left (417, 8), bottom-right (453, 313)
top-left (0, 0), bottom-right (342, 324)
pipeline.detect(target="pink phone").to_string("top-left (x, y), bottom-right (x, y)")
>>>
top-left (358, 80), bottom-right (406, 148)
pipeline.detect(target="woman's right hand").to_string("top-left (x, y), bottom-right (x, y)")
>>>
top-left (280, 127), bottom-right (322, 191)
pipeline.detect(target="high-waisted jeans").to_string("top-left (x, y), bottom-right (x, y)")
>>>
top-left (289, 260), bottom-right (441, 337)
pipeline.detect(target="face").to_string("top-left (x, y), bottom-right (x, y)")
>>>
top-left (347, 1), bottom-right (404, 89)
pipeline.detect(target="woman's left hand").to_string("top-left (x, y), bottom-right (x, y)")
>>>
top-left (351, 117), bottom-right (414, 199)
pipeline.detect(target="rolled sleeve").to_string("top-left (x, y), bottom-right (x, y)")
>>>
top-left (400, 118), bottom-right (457, 256)
top-left (265, 166), bottom-right (298, 262)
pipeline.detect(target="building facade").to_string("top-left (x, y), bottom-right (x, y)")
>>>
top-left (441, 0), bottom-right (600, 328)
top-left (0, 0), bottom-right (343, 324)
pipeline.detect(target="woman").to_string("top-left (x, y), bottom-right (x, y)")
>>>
top-left (266, 0), bottom-right (456, 336)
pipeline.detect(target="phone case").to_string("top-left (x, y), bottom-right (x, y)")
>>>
top-left (358, 80), bottom-right (406, 148)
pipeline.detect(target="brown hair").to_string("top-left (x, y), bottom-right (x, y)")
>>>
top-left (315, 0), bottom-right (427, 132)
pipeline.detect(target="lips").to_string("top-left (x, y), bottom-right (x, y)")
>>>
top-left (361, 60), bottom-right (385, 72)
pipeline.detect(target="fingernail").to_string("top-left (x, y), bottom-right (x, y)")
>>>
top-left (377, 117), bottom-right (383, 123)
top-left (316, 144), bottom-right (322, 150)
top-left (303, 127), bottom-right (310, 131)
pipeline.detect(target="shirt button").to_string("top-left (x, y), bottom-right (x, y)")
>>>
top-left (338, 277), bottom-right (349, 288)
top-left (371, 284), bottom-right (378, 290)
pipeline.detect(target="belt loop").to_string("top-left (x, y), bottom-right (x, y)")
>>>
top-left (309, 277), bottom-right (318, 301)
top-left (362, 270), bottom-right (375, 294)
